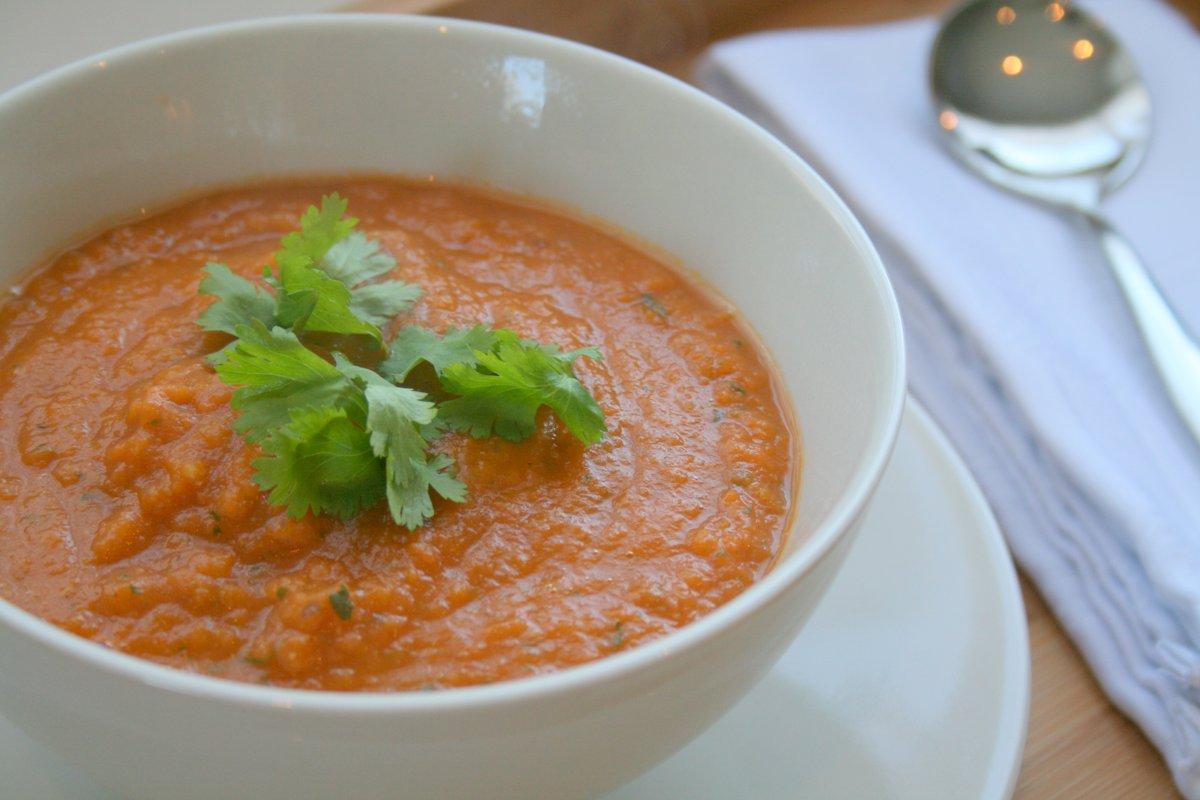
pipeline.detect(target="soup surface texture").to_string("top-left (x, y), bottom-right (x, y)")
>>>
top-left (0, 180), bottom-right (795, 691)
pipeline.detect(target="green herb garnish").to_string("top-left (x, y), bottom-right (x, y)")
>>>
top-left (199, 194), bottom-right (420, 346)
top-left (244, 652), bottom-right (274, 666)
top-left (199, 194), bottom-right (606, 529)
top-left (379, 324), bottom-right (498, 381)
top-left (639, 293), bottom-right (669, 320)
top-left (437, 332), bottom-right (605, 445)
top-left (329, 585), bottom-right (354, 620)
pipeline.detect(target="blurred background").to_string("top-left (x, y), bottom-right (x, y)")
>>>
top-left (7, 1), bottom-right (1195, 91)
top-left (358, 0), bottom-right (1200, 69)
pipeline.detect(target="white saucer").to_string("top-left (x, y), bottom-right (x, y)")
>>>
top-left (0, 400), bottom-right (1029, 799)
top-left (613, 399), bottom-right (1030, 799)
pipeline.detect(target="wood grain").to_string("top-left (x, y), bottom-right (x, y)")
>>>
top-left (1019, 576), bottom-right (1176, 798)
top-left (345, 1), bottom-right (1195, 796)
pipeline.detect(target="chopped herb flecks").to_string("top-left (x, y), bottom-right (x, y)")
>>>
top-left (639, 293), bottom-right (669, 319)
top-left (329, 585), bottom-right (353, 620)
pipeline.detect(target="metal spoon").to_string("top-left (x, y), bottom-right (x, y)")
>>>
top-left (929, 0), bottom-right (1200, 443)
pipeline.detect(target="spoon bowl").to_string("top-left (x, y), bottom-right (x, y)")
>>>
top-left (931, 0), bottom-right (1151, 209)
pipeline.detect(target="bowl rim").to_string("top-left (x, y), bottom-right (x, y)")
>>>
top-left (0, 12), bottom-right (906, 715)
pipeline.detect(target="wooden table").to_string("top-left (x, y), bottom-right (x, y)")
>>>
top-left (351, 1), bottom-right (1194, 795)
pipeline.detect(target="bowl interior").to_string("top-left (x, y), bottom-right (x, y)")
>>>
top-left (0, 15), bottom-right (902, 654)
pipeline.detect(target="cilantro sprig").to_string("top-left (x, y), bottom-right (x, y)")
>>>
top-left (198, 194), bottom-right (605, 529)
top-left (438, 332), bottom-right (606, 445)
top-left (199, 195), bottom-right (420, 345)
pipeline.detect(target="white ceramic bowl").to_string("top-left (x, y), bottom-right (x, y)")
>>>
top-left (0, 15), bottom-right (904, 800)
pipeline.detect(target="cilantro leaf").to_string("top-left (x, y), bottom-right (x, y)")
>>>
top-left (421, 454), bottom-right (468, 502)
top-left (363, 383), bottom-right (465, 529)
top-left (197, 262), bottom-right (277, 336)
top-left (333, 355), bottom-right (466, 528)
top-left (270, 194), bottom-right (380, 342)
top-left (364, 383), bottom-right (435, 465)
top-left (349, 281), bottom-right (423, 328)
top-left (270, 200), bottom-right (423, 341)
top-left (214, 322), bottom-right (351, 442)
top-left (439, 331), bottom-right (606, 444)
top-left (528, 340), bottom-right (604, 365)
top-left (379, 325), bottom-right (499, 381)
top-left (275, 194), bottom-right (356, 274)
top-left (253, 406), bottom-right (385, 520)
top-left (320, 231), bottom-right (396, 285)
top-left (384, 453), bottom-right (466, 529)
top-left (321, 231), bottom-right (423, 327)
top-left (276, 259), bottom-right (382, 342)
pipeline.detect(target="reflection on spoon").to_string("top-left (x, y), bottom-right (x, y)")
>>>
top-left (930, 0), bottom-right (1200, 447)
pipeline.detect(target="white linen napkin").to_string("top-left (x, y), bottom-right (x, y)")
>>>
top-left (698, 0), bottom-right (1200, 794)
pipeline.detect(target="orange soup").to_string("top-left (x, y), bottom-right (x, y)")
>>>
top-left (0, 179), bottom-right (796, 691)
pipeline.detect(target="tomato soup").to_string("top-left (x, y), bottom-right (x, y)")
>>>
top-left (0, 179), bottom-right (796, 691)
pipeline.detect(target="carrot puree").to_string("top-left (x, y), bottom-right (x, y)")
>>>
top-left (0, 179), bottom-right (796, 691)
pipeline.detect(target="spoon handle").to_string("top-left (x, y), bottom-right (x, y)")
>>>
top-left (1084, 211), bottom-right (1200, 444)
